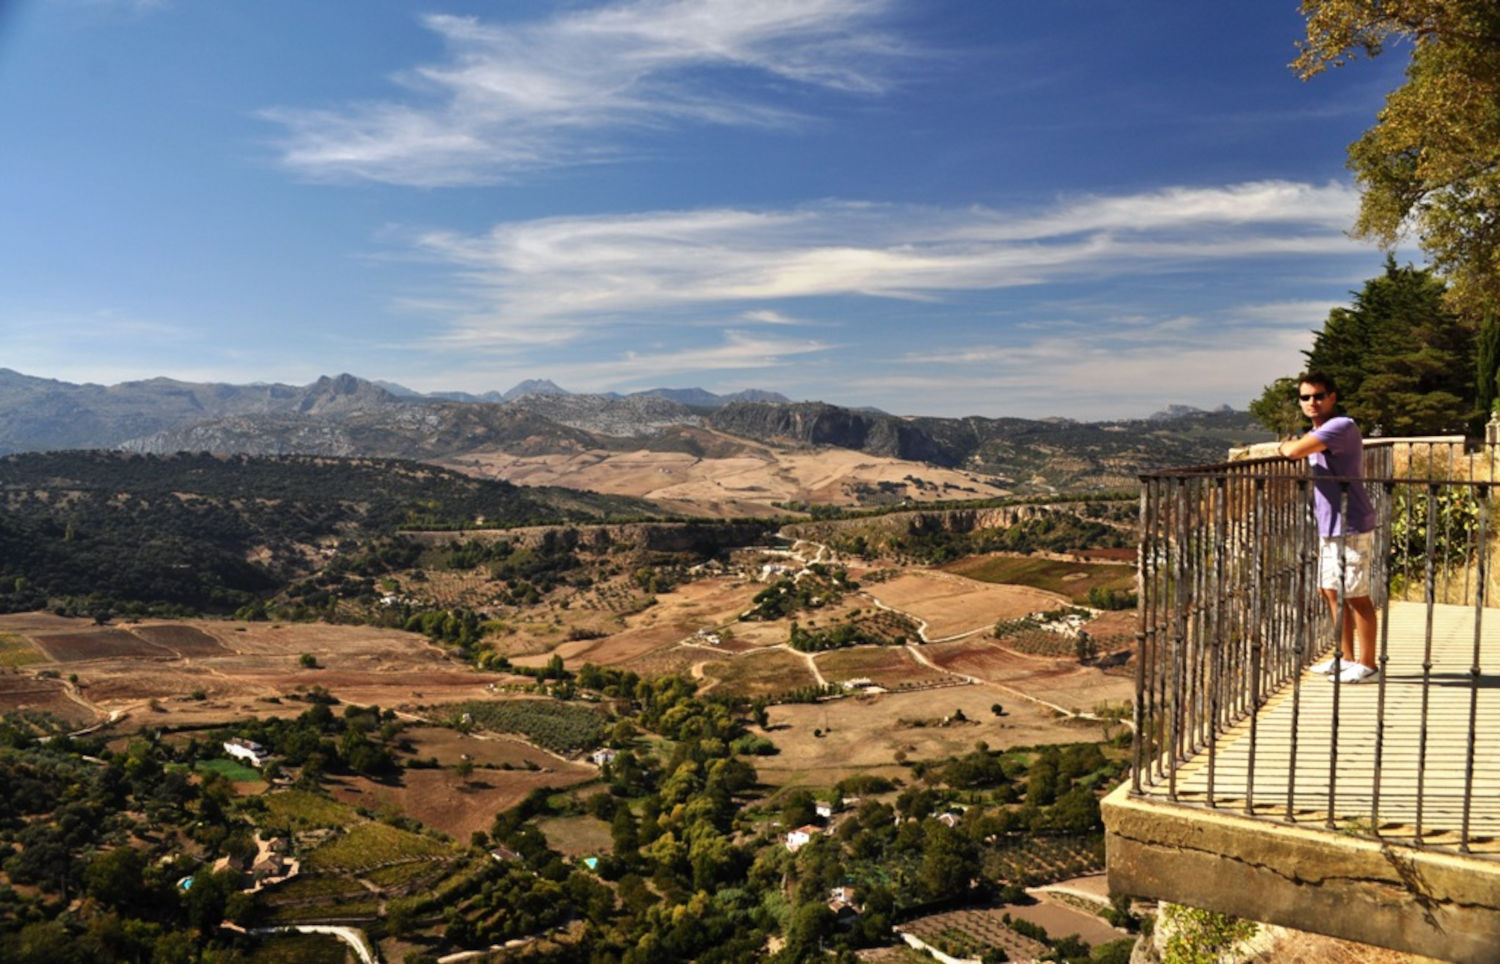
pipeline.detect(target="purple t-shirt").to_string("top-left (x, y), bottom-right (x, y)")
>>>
top-left (1308, 416), bottom-right (1375, 536)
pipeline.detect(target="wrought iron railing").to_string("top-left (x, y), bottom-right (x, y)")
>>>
top-left (1131, 438), bottom-right (1500, 856)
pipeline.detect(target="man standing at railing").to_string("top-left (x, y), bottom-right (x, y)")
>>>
top-left (1277, 371), bottom-right (1379, 684)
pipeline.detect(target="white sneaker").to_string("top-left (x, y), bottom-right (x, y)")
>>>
top-left (1308, 655), bottom-right (1350, 675)
top-left (1331, 663), bottom-right (1378, 684)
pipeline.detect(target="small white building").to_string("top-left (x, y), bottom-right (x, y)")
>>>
top-left (224, 738), bottom-right (269, 768)
top-left (814, 801), bottom-right (835, 820)
top-left (591, 748), bottom-right (619, 767)
top-left (785, 824), bottom-right (822, 852)
top-left (828, 885), bottom-right (861, 916)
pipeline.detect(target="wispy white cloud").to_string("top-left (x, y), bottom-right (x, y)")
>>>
top-left (740, 309), bottom-right (803, 325)
top-left (870, 306), bottom-right (1320, 418)
top-left (392, 329), bottom-right (834, 397)
top-left (1234, 299), bottom-right (1341, 325)
top-left (556, 329), bottom-right (832, 383)
top-left (406, 180), bottom-right (1369, 346)
top-left (263, 0), bottom-right (907, 185)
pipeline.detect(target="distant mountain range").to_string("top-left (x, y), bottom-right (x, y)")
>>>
top-left (0, 368), bottom-right (1269, 492)
top-left (370, 377), bottom-right (789, 408)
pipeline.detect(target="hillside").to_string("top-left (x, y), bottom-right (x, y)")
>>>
top-left (0, 450), bottom-right (658, 616)
top-left (0, 369), bottom-right (408, 452)
top-left (0, 370), bottom-right (1272, 501)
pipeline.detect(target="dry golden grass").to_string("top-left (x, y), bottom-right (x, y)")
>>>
top-left (942, 554), bottom-right (1135, 603)
top-left (441, 443), bottom-right (1011, 517)
top-left (755, 686), bottom-right (1105, 789)
top-left (0, 612), bottom-right (513, 730)
top-left (862, 571), bottom-right (1068, 638)
top-left (536, 815), bottom-right (614, 858)
top-left (814, 646), bottom-right (950, 688)
top-left (699, 649), bottom-right (816, 697)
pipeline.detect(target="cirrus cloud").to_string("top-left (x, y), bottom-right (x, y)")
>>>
top-left (262, 0), bottom-right (909, 185)
top-left (406, 179), bottom-right (1368, 346)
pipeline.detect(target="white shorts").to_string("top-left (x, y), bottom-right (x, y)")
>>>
top-left (1319, 530), bottom-right (1372, 598)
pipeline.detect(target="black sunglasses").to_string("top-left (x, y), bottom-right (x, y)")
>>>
top-left (1298, 392), bottom-right (1329, 402)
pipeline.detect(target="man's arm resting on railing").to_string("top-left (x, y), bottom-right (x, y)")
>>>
top-left (1278, 435), bottom-right (1327, 459)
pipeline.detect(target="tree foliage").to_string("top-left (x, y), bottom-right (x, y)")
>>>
top-left (1476, 309), bottom-right (1500, 420)
top-left (0, 450), bottom-right (645, 617)
top-left (1248, 376), bottom-right (1304, 439)
top-left (1304, 257), bottom-right (1474, 433)
top-left (1253, 258), bottom-right (1476, 435)
top-left (1296, 0), bottom-right (1500, 318)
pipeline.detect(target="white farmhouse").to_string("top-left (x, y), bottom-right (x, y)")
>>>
top-left (785, 824), bottom-right (822, 852)
top-left (224, 738), bottom-right (269, 768)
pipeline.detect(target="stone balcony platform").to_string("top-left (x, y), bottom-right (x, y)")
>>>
top-left (1105, 601), bottom-right (1500, 963)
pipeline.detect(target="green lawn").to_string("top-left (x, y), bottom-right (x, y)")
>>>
top-left (196, 758), bottom-right (262, 782)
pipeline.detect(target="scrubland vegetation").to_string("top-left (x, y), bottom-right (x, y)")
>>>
top-left (0, 652), bottom-right (1138, 963)
top-left (0, 449), bottom-right (1149, 962)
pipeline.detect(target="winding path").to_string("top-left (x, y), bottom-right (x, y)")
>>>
top-left (781, 532), bottom-right (1121, 724)
top-left (240, 925), bottom-right (379, 964)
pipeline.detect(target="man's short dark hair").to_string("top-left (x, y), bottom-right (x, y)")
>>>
top-left (1296, 371), bottom-right (1337, 395)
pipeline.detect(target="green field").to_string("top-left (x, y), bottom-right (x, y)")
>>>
top-left (196, 758), bottom-right (262, 782)
top-left (943, 555), bottom-right (1134, 603)
top-left (301, 820), bottom-right (454, 873)
top-left (245, 932), bottom-right (350, 964)
top-left (0, 632), bottom-right (45, 667)
top-left (262, 789), bottom-right (361, 830)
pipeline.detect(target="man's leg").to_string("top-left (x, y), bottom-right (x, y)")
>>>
top-left (1347, 595), bottom-right (1377, 670)
top-left (1319, 588), bottom-right (1354, 662)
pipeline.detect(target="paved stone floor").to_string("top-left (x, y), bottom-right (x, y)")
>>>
top-left (1140, 601), bottom-right (1500, 855)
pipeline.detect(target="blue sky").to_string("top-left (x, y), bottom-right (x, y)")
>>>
top-left (0, 0), bottom-right (1411, 419)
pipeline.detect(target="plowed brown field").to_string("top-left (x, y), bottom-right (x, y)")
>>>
top-left (860, 571), bottom-right (1069, 639)
top-left (0, 612), bottom-right (518, 730)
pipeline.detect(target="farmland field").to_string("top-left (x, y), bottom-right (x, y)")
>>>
top-left (244, 932), bottom-right (349, 963)
top-left (899, 906), bottom-right (1048, 963)
top-left (0, 632), bottom-right (45, 667)
top-left (859, 570), bottom-right (1067, 638)
top-left (0, 674), bottom-right (92, 727)
top-left (324, 724), bottom-right (598, 840)
top-left (262, 790), bottom-right (362, 831)
top-left (814, 646), bottom-right (952, 689)
top-left (615, 643), bottom-right (705, 678)
top-left (434, 698), bottom-right (607, 754)
top-left (195, 758), bottom-right (262, 783)
top-left (942, 554), bottom-right (1135, 603)
top-left (536, 815), bottom-right (614, 858)
top-left (698, 648), bottom-right (817, 697)
top-left (755, 685), bottom-right (1105, 788)
top-left (131, 623), bottom-right (230, 656)
top-left (33, 627), bottom-right (172, 661)
top-left (922, 636), bottom-right (1134, 714)
top-left (0, 611), bottom-right (514, 730)
top-left (300, 821), bottom-right (454, 873)
top-left (982, 833), bottom-right (1105, 886)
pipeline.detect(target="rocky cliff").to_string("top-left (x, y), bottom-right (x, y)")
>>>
top-left (707, 401), bottom-right (952, 464)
